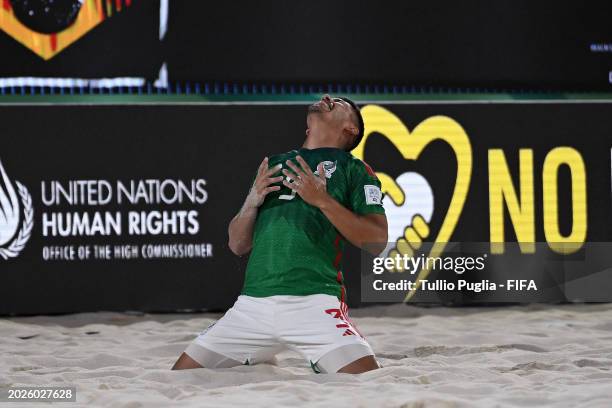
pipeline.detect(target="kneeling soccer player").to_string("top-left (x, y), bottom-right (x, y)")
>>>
top-left (173, 95), bottom-right (388, 374)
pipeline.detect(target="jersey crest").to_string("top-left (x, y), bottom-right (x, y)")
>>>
top-left (314, 161), bottom-right (337, 179)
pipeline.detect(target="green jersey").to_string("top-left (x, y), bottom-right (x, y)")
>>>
top-left (241, 147), bottom-right (385, 300)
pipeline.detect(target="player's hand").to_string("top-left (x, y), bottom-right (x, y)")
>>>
top-left (244, 157), bottom-right (283, 209)
top-left (282, 156), bottom-right (330, 208)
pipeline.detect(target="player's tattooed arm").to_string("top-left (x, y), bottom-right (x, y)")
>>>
top-left (228, 157), bottom-right (283, 256)
top-left (283, 156), bottom-right (388, 255)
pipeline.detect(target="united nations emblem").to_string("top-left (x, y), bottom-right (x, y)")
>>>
top-left (0, 158), bottom-right (33, 260)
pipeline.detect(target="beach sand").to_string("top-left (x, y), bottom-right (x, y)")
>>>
top-left (2, 304), bottom-right (612, 407)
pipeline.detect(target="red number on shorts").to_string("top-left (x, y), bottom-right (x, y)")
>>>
top-left (325, 308), bottom-right (355, 336)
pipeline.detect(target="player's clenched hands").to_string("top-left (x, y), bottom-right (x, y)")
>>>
top-left (244, 157), bottom-right (283, 210)
top-left (283, 156), bottom-right (330, 208)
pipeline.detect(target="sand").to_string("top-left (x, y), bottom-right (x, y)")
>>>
top-left (2, 303), bottom-right (612, 407)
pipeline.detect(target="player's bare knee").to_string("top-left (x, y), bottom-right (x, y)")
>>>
top-left (171, 352), bottom-right (203, 370)
top-left (337, 355), bottom-right (380, 374)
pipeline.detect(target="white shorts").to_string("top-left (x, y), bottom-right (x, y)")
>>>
top-left (184, 294), bottom-right (375, 373)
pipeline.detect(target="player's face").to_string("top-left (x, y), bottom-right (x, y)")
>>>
top-left (307, 94), bottom-right (357, 148)
top-left (308, 94), bottom-right (351, 118)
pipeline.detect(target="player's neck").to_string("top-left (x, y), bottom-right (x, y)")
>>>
top-left (302, 128), bottom-right (344, 150)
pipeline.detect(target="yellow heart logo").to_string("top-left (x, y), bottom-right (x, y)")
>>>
top-left (354, 105), bottom-right (473, 301)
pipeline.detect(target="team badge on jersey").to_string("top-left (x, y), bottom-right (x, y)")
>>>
top-left (364, 185), bottom-right (382, 205)
top-left (314, 161), bottom-right (337, 179)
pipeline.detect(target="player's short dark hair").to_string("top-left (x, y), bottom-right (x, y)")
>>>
top-left (339, 97), bottom-right (364, 152)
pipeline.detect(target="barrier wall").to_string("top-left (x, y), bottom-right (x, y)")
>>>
top-left (1, 102), bottom-right (611, 314)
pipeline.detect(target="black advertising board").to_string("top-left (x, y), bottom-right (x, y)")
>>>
top-left (0, 105), bottom-right (305, 315)
top-left (1, 1), bottom-right (611, 90)
top-left (0, 102), bottom-right (611, 315)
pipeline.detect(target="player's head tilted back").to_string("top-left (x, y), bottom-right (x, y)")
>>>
top-left (174, 92), bottom-right (385, 375)
top-left (306, 94), bottom-right (364, 152)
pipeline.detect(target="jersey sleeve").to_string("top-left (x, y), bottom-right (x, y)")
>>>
top-left (348, 158), bottom-right (386, 216)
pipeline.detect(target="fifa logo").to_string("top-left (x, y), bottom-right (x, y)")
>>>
top-left (0, 158), bottom-right (33, 259)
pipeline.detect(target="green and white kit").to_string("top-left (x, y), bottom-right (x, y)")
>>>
top-left (185, 147), bottom-right (386, 372)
